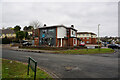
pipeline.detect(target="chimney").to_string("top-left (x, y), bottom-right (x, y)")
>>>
top-left (44, 24), bottom-right (46, 26)
top-left (71, 25), bottom-right (74, 28)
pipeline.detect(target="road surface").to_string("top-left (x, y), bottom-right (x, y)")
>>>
top-left (2, 48), bottom-right (119, 78)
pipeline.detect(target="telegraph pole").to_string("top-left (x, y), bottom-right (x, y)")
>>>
top-left (98, 24), bottom-right (100, 51)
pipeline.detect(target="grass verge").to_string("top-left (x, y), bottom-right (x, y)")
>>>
top-left (54, 48), bottom-right (114, 54)
top-left (2, 59), bottom-right (52, 79)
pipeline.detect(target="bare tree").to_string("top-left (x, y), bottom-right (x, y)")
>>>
top-left (29, 20), bottom-right (43, 29)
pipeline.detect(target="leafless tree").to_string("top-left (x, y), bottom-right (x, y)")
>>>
top-left (29, 20), bottom-right (43, 29)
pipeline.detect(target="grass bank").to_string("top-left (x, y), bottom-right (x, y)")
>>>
top-left (19, 46), bottom-right (114, 54)
top-left (2, 59), bottom-right (52, 79)
top-left (19, 46), bottom-right (86, 50)
top-left (54, 48), bottom-right (114, 54)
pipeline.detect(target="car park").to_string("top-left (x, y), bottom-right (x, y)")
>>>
top-left (22, 42), bottom-right (32, 46)
top-left (79, 42), bottom-right (85, 47)
top-left (22, 40), bottom-right (32, 46)
top-left (108, 44), bottom-right (120, 49)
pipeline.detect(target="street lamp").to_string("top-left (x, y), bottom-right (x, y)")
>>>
top-left (98, 24), bottom-right (100, 51)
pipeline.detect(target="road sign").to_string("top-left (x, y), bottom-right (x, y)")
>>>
top-left (27, 57), bottom-right (37, 80)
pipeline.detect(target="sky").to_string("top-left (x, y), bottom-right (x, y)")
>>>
top-left (0, 0), bottom-right (119, 37)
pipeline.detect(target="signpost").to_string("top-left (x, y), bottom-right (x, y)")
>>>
top-left (27, 57), bottom-right (37, 80)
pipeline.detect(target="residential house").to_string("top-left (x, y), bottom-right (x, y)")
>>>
top-left (0, 29), bottom-right (16, 38)
top-left (77, 32), bottom-right (97, 44)
top-left (33, 24), bottom-right (80, 47)
top-left (24, 30), bottom-right (33, 36)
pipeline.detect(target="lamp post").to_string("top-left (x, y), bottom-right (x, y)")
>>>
top-left (98, 24), bottom-right (100, 51)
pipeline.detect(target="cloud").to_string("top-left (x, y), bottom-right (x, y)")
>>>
top-left (1, 2), bottom-right (118, 37)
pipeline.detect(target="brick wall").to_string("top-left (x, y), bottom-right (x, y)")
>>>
top-left (34, 37), bottom-right (39, 46)
top-left (80, 37), bottom-right (96, 44)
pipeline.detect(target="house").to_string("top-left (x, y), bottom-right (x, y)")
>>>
top-left (24, 30), bottom-right (33, 36)
top-left (0, 29), bottom-right (16, 38)
top-left (33, 24), bottom-right (80, 47)
top-left (77, 32), bottom-right (97, 44)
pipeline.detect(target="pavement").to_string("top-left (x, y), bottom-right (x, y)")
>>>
top-left (1, 46), bottom-right (119, 78)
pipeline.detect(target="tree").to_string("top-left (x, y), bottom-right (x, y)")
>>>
top-left (24, 32), bottom-right (29, 40)
top-left (2, 36), bottom-right (11, 44)
top-left (29, 20), bottom-right (42, 29)
top-left (23, 26), bottom-right (28, 31)
top-left (2, 27), bottom-right (5, 29)
top-left (14, 25), bottom-right (21, 32)
top-left (28, 26), bottom-right (34, 30)
top-left (16, 31), bottom-right (25, 43)
top-left (7, 27), bottom-right (12, 29)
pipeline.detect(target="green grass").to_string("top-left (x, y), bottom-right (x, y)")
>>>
top-left (2, 59), bottom-right (52, 79)
top-left (54, 48), bottom-right (114, 54)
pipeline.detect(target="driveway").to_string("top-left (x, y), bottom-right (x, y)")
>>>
top-left (2, 48), bottom-right (119, 78)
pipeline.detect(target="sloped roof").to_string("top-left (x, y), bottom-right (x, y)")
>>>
top-left (2, 29), bottom-right (15, 34)
top-left (77, 32), bottom-right (97, 35)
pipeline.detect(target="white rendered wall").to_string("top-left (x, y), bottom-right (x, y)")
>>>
top-left (71, 29), bottom-right (76, 37)
top-left (77, 34), bottom-right (96, 38)
top-left (57, 27), bottom-right (67, 38)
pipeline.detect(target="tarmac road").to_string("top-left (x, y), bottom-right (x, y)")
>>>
top-left (2, 48), bottom-right (119, 78)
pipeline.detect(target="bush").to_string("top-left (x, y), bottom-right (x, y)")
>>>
top-left (2, 37), bottom-right (18, 44)
top-left (2, 37), bottom-right (11, 44)
top-left (19, 46), bottom-right (87, 50)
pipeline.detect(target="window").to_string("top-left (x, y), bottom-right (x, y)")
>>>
top-left (72, 31), bottom-right (73, 35)
top-left (83, 34), bottom-right (84, 36)
top-left (87, 41), bottom-right (89, 43)
top-left (87, 34), bottom-right (89, 36)
top-left (48, 29), bottom-right (54, 33)
top-left (87, 38), bottom-right (89, 39)
top-left (42, 29), bottom-right (47, 33)
top-left (74, 39), bottom-right (76, 44)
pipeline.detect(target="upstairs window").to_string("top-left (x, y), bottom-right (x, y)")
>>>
top-left (48, 29), bottom-right (54, 33)
top-left (72, 31), bottom-right (73, 35)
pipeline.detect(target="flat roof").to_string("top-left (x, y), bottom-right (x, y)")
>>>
top-left (77, 32), bottom-right (97, 35)
top-left (38, 25), bottom-right (77, 31)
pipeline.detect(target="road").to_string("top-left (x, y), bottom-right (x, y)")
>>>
top-left (2, 48), bottom-right (119, 78)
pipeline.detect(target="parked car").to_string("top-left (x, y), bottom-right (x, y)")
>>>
top-left (22, 42), bottom-right (32, 46)
top-left (108, 44), bottom-right (120, 49)
top-left (79, 42), bottom-right (85, 47)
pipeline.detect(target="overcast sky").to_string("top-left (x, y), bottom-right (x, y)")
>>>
top-left (0, 0), bottom-right (119, 37)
